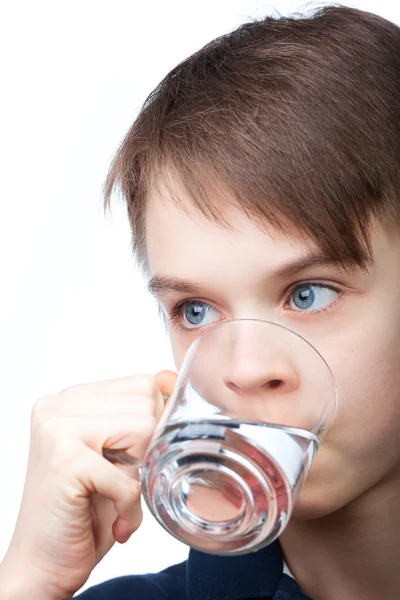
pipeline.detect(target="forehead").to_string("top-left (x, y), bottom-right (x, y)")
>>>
top-left (145, 186), bottom-right (317, 283)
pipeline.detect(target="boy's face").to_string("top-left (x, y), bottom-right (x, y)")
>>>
top-left (145, 185), bottom-right (400, 518)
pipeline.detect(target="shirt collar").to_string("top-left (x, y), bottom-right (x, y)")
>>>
top-left (186, 541), bottom-right (284, 600)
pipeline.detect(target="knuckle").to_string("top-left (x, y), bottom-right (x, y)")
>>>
top-left (36, 417), bottom-right (63, 450)
top-left (140, 396), bottom-right (157, 417)
top-left (135, 415), bottom-right (157, 455)
top-left (135, 374), bottom-right (158, 397)
top-left (36, 415), bottom-right (62, 439)
top-left (124, 415), bottom-right (157, 458)
top-left (140, 414), bottom-right (157, 438)
top-left (34, 418), bottom-right (79, 468)
top-left (45, 435), bottom-right (79, 472)
top-left (31, 395), bottom-right (58, 428)
top-left (68, 447), bottom-right (98, 479)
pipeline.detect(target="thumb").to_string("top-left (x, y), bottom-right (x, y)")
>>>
top-left (155, 370), bottom-right (178, 400)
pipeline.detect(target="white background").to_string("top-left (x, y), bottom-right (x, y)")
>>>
top-left (0, 0), bottom-right (398, 594)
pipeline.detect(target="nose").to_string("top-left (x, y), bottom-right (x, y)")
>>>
top-left (224, 356), bottom-right (299, 396)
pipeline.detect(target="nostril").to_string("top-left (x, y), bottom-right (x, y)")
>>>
top-left (226, 378), bottom-right (286, 392)
top-left (226, 381), bottom-right (239, 392)
top-left (268, 379), bottom-right (283, 389)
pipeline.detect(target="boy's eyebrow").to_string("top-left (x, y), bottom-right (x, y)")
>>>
top-left (148, 253), bottom-right (357, 298)
top-left (272, 253), bottom-right (356, 280)
top-left (148, 274), bottom-right (203, 297)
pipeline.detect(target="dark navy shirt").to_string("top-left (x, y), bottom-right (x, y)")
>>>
top-left (76, 541), bottom-right (311, 599)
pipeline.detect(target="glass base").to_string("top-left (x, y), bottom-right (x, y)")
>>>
top-left (142, 420), bottom-right (318, 555)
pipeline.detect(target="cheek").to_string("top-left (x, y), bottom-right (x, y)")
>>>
top-left (169, 332), bottom-right (194, 371)
top-left (323, 321), bottom-right (400, 444)
top-left (293, 319), bottom-right (400, 517)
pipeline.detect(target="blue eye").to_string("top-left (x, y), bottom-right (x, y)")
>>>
top-left (182, 301), bottom-right (220, 329)
top-left (289, 284), bottom-right (339, 312)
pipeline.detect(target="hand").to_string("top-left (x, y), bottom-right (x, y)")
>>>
top-left (0, 371), bottom-right (177, 599)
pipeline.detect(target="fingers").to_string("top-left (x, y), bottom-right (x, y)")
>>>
top-left (74, 446), bottom-right (143, 543)
top-left (57, 372), bottom-right (173, 423)
top-left (36, 413), bottom-right (156, 462)
top-left (59, 374), bottom-right (161, 398)
top-left (102, 448), bottom-right (140, 468)
top-left (28, 371), bottom-right (178, 549)
top-left (33, 394), bottom-right (159, 422)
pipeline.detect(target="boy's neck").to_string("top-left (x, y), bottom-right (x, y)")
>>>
top-left (280, 473), bottom-right (400, 600)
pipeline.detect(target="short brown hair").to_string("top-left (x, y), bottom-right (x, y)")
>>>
top-left (104, 5), bottom-right (400, 275)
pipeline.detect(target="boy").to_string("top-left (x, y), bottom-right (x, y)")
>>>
top-left (1, 4), bottom-right (400, 599)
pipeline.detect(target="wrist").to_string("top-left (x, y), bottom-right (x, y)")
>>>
top-left (0, 554), bottom-right (71, 600)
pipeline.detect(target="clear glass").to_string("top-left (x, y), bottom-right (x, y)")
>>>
top-left (141, 319), bottom-right (337, 555)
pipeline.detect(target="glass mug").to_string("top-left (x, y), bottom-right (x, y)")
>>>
top-left (105, 319), bottom-right (337, 555)
top-left (139, 320), bottom-right (338, 555)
